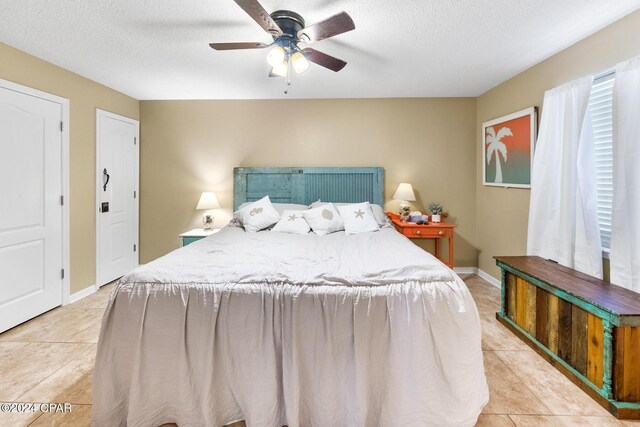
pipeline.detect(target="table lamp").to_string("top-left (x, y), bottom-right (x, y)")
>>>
top-left (196, 192), bottom-right (220, 230)
top-left (392, 183), bottom-right (416, 222)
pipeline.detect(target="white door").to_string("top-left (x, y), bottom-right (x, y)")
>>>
top-left (96, 110), bottom-right (138, 287)
top-left (0, 84), bottom-right (66, 333)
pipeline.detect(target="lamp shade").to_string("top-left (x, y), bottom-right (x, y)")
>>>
top-left (392, 183), bottom-right (416, 201)
top-left (196, 192), bottom-right (220, 210)
top-left (271, 59), bottom-right (288, 77)
top-left (291, 51), bottom-right (309, 74)
top-left (267, 46), bottom-right (285, 67)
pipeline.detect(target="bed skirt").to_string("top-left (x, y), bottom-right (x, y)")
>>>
top-left (92, 280), bottom-right (488, 426)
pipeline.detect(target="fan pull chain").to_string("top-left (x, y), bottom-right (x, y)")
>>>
top-left (284, 52), bottom-right (292, 94)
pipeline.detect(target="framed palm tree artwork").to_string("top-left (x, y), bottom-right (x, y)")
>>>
top-left (482, 107), bottom-right (538, 188)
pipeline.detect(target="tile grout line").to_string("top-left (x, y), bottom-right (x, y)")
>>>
top-left (24, 412), bottom-right (44, 427)
top-left (64, 318), bottom-right (103, 343)
top-left (469, 275), bottom-right (553, 416)
top-left (486, 349), bottom-right (556, 416)
top-left (495, 350), bottom-right (557, 417)
top-left (12, 343), bottom-right (96, 402)
top-left (0, 310), bottom-right (105, 344)
top-left (25, 404), bottom-right (94, 426)
top-left (494, 346), bottom-right (621, 419)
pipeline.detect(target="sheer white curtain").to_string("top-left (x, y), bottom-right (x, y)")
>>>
top-left (527, 76), bottom-right (603, 278)
top-left (610, 57), bottom-right (640, 291)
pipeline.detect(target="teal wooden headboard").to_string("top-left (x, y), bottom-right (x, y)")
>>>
top-left (233, 167), bottom-right (384, 210)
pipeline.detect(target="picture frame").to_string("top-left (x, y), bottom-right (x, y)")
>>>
top-left (482, 106), bottom-right (537, 188)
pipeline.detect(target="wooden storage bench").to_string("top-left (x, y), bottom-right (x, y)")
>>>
top-left (495, 256), bottom-right (640, 419)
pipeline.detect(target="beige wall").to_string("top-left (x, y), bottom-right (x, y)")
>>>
top-left (475, 10), bottom-right (640, 279)
top-left (0, 43), bottom-right (139, 294)
top-left (139, 98), bottom-right (478, 266)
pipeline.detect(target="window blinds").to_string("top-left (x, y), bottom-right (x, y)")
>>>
top-left (588, 74), bottom-right (614, 249)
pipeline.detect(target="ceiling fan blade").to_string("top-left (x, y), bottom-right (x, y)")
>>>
top-left (209, 42), bottom-right (269, 50)
top-left (297, 11), bottom-right (355, 43)
top-left (233, 0), bottom-right (283, 36)
top-left (302, 48), bottom-right (346, 72)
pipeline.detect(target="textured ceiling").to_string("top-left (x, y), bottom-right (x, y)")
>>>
top-left (1, 0), bottom-right (639, 100)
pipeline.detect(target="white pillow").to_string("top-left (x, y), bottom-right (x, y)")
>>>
top-left (236, 202), bottom-right (308, 216)
top-left (231, 202), bottom-right (308, 228)
top-left (272, 210), bottom-right (311, 234)
top-left (337, 202), bottom-right (380, 235)
top-left (310, 201), bottom-right (388, 227)
top-left (236, 196), bottom-right (280, 232)
top-left (303, 203), bottom-right (344, 236)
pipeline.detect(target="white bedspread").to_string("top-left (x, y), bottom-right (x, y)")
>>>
top-left (92, 227), bottom-right (488, 427)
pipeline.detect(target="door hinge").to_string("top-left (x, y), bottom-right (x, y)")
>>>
top-left (134, 137), bottom-right (137, 145)
top-left (60, 195), bottom-right (64, 206)
top-left (133, 244), bottom-right (137, 252)
top-left (61, 269), bottom-right (65, 279)
top-left (133, 190), bottom-right (137, 199)
top-left (60, 121), bottom-right (64, 132)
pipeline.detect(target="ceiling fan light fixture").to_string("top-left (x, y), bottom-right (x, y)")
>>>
top-left (291, 51), bottom-right (309, 74)
top-left (266, 45), bottom-right (285, 67)
top-left (208, 2), bottom-right (355, 88)
top-left (271, 59), bottom-right (289, 77)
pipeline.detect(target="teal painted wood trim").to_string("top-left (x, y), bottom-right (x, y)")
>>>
top-left (603, 320), bottom-right (614, 399)
top-left (612, 401), bottom-right (640, 409)
top-left (496, 261), bottom-right (620, 326)
top-left (181, 236), bottom-right (202, 246)
top-left (233, 170), bottom-right (248, 211)
top-left (500, 268), bottom-right (506, 317)
top-left (233, 167), bottom-right (384, 211)
top-left (498, 313), bottom-right (612, 400)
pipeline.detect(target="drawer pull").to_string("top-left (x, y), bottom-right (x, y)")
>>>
top-left (416, 230), bottom-right (421, 235)
top-left (438, 231), bottom-right (444, 236)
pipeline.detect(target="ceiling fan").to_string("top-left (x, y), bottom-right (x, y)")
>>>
top-left (209, 0), bottom-right (355, 87)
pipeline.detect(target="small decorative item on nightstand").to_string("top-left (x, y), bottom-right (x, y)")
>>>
top-left (392, 183), bottom-right (416, 222)
top-left (428, 202), bottom-right (443, 223)
top-left (196, 192), bottom-right (220, 230)
top-left (409, 211), bottom-right (422, 223)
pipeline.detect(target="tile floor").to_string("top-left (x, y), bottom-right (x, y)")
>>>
top-left (0, 275), bottom-right (638, 426)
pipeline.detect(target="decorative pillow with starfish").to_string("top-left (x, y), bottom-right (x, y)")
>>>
top-left (272, 210), bottom-right (311, 234)
top-left (337, 202), bottom-right (380, 235)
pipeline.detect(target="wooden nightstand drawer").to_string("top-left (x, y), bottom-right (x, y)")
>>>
top-left (402, 227), bottom-right (451, 238)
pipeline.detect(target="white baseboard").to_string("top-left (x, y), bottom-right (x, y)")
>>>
top-left (67, 284), bottom-right (97, 305)
top-left (476, 268), bottom-right (501, 288)
top-left (453, 267), bottom-right (476, 275)
top-left (453, 267), bottom-right (501, 289)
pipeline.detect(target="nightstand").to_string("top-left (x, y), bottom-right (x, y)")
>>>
top-left (387, 212), bottom-right (457, 268)
top-left (179, 228), bottom-right (220, 246)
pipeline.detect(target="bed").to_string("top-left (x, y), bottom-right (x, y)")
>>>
top-left (92, 167), bottom-right (488, 427)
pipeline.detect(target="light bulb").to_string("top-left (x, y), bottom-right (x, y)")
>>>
top-left (266, 46), bottom-right (285, 67)
top-left (291, 51), bottom-right (309, 74)
top-left (271, 60), bottom-right (288, 77)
